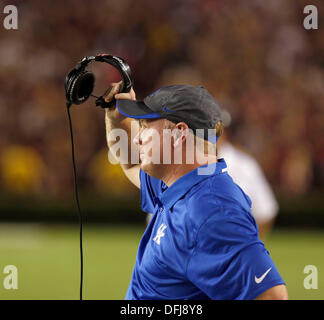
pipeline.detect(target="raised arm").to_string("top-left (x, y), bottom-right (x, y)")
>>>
top-left (104, 82), bottom-right (141, 189)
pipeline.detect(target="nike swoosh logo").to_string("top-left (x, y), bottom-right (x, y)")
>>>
top-left (255, 267), bottom-right (272, 284)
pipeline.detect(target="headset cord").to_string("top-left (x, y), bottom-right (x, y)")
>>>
top-left (66, 102), bottom-right (84, 301)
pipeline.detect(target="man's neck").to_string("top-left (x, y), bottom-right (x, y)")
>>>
top-left (162, 159), bottom-right (218, 187)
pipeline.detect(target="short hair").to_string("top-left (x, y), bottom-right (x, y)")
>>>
top-left (163, 119), bottom-right (224, 156)
top-left (164, 119), bottom-right (224, 139)
top-left (215, 120), bottom-right (224, 138)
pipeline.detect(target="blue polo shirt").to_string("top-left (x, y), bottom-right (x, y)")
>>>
top-left (125, 159), bottom-right (285, 300)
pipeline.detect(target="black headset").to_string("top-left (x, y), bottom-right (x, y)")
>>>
top-left (64, 53), bottom-right (133, 108)
top-left (65, 54), bottom-right (133, 300)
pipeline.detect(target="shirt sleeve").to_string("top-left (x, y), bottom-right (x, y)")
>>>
top-left (139, 169), bottom-right (165, 213)
top-left (186, 207), bottom-right (285, 300)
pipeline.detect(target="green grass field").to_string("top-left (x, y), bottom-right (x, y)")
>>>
top-left (0, 223), bottom-right (323, 300)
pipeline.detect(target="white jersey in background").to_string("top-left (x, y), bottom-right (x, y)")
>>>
top-left (218, 142), bottom-right (279, 223)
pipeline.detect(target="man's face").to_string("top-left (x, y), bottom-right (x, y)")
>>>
top-left (133, 118), bottom-right (168, 176)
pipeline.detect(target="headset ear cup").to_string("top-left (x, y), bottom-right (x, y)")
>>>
top-left (65, 69), bottom-right (78, 103)
top-left (68, 71), bottom-right (95, 105)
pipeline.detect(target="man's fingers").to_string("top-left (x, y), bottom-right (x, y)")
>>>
top-left (115, 88), bottom-right (136, 101)
top-left (103, 80), bottom-right (136, 102)
top-left (130, 88), bottom-right (136, 100)
top-left (115, 92), bottom-right (132, 100)
top-left (103, 83), bottom-right (122, 102)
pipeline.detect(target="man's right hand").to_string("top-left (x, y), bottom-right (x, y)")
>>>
top-left (104, 81), bottom-right (141, 189)
top-left (104, 81), bottom-right (136, 123)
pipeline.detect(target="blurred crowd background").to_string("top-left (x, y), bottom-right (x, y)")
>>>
top-left (0, 0), bottom-right (323, 226)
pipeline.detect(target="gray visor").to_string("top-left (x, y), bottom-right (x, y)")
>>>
top-left (116, 100), bottom-right (162, 119)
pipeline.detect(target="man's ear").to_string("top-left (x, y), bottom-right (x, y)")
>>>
top-left (173, 130), bottom-right (182, 147)
top-left (173, 122), bottom-right (189, 147)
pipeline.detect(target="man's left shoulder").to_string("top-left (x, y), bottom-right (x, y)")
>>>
top-left (184, 178), bottom-right (224, 227)
top-left (185, 175), bottom-right (254, 229)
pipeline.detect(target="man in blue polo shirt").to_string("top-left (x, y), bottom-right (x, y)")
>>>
top-left (104, 82), bottom-right (288, 300)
